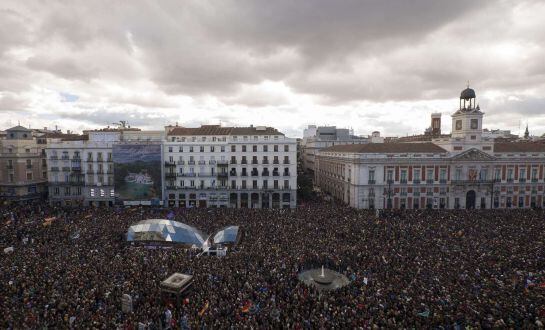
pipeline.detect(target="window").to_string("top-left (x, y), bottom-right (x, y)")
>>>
top-left (440, 169), bottom-right (447, 181)
top-left (179, 146), bottom-right (183, 152)
top-left (242, 180), bottom-right (247, 189)
top-left (507, 169), bottom-right (513, 180)
top-left (189, 146), bottom-right (194, 152)
top-left (284, 180), bottom-right (289, 189)
top-left (231, 145), bottom-right (236, 152)
top-left (470, 119), bottom-right (478, 129)
top-left (25, 148), bottom-right (30, 153)
top-left (263, 145), bottom-right (268, 152)
top-left (190, 180), bottom-right (195, 187)
top-left (386, 170), bottom-right (393, 182)
top-left (455, 120), bottom-right (462, 130)
top-left (400, 170), bottom-right (407, 182)
top-left (274, 145), bottom-right (278, 152)
top-left (8, 174), bottom-right (14, 183)
top-left (426, 169), bottom-right (433, 181)
top-left (494, 168), bottom-right (501, 181)
top-left (220, 146), bottom-right (225, 152)
top-left (210, 146), bottom-right (215, 152)
top-left (253, 145), bottom-right (257, 152)
top-left (413, 169), bottom-right (421, 181)
top-left (252, 180), bottom-right (258, 189)
top-left (263, 180), bottom-right (268, 189)
top-left (200, 146), bottom-right (205, 152)
top-left (284, 145), bottom-right (289, 152)
top-left (242, 145), bottom-right (247, 152)
top-left (168, 146), bottom-right (173, 152)
top-left (26, 172), bottom-right (33, 180)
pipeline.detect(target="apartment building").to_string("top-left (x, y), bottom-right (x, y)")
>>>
top-left (0, 126), bottom-right (48, 202)
top-left (163, 124), bottom-right (297, 208)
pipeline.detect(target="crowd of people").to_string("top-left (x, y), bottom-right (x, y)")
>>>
top-left (1, 201), bottom-right (544, 328)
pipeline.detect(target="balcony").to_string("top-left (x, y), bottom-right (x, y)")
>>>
top-left (26, 164), bottom-right (33, 169)
top-left (198, 172), bottom-right (213, 177)
top-left (400, 179), bottom-right (407, 184)
top-left (507, 178), bottom-right (514, 182)
top-left (51, 167), bottom-right (59, 172)
top-left (532, 178), bottom-right (538, 183)
top-left (519, 178), bottom-right (526, 183)
top-left (50, 156), bottom-right (58, 160)
top-left (217, 172), bottom-right (228, 178)
top-left (241, 160), bottom-right (248, 164)
top-left (177, 160), bottom-right (185, 165)
top-left (251, 172), bottom-right (259, 177)
top-left (86, 158), bottom-right (93, 162)
top-left (230, 159), bottom-right (237, 164)
top-left (241, 172), bottom-right (248, 177)
top-left (61, 156), bottom-right (70, 160)
top-left (400, 192), bottom-right (408, 196)
top-left (251, 160), bottom-right (258, 165)
top-left (165, 161), bottom-right (176, 167)
top-left (262, 159), bottom-right (269, 164)
top-left (440, 191), bottom-right (447, 195)
top-left (426, 179), bottom-right (434, 184)
top-left (413, 192), bottom-right (421, 196)
top-left (62, 167), bottom-right (71, 172)
top-left (97, 169), bottom-right (104, 174)
top-left (165, 173), bottom-right (177, 179)
top-left (283, 172), bottom-right (291, 177)
top-left (273, 160), bottom-right (279, 164)
top-left (97, 158), bottom-right (104, 163)
top-left (283, 160), bottom-right (290, 164)
top-left (368, 180), bottom-right (376, 184)
top-left (426, 191), bottom-right (433, 196)
top-left (181, 173), bottom-right (196, 177)
top-left (229, 171), bottom-right (237, 176)
top-left (272, 172), bottom-right (280, 177)
top-left (72, 167), bottom-right (82, 171)
top-left (262, 172), bottom-right (270, 177)
top-left (209, 160), bottom-right (216, 165)
top-left (217, 160), bottom-right (228, 165)
top-left (198, 160), bottom-right (206, 165)
top-left (188, 161), bottom-right (196, 165)
top-left (413, 179), bottom-right (421, 184)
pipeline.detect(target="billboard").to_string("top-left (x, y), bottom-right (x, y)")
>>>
top-left (113, 143), bottom-right (162, 204)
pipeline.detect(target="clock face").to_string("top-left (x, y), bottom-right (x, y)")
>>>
top-left (455, 120), bottom-right (462, 130)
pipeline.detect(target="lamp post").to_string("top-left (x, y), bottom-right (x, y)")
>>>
top-left (386, 180), bottom-right (393, 209)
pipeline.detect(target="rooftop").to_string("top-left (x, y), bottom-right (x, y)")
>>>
top-left (322, 143), bottom-right (447, 154)
top-left (167, 125), bottom-right (284, 136)
top-left (493, 142), bottom-right (545, 153)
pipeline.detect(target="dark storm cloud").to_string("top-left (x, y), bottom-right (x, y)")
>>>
top-left (1, 0), bottom-right (545, 135)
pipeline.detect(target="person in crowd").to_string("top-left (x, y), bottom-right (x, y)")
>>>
top-left (1, 201), bottom-right (544, 328)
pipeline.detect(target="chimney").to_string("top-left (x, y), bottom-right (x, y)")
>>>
top-left (431, 113), bottom-right (441, 136)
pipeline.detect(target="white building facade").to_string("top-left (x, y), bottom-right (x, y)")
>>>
top-left (163, 125), bottom-right (297, 208)
top-left (46, 128), bottom-right (163, 206)
top-left (315, 87), bottom-right (545, 210)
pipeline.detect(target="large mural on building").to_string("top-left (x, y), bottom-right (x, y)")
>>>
top-left (113, 143), bottom-right (162, 204)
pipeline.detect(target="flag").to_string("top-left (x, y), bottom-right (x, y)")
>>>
top-left (241, 301), bottom-right (252, 313)
top-left (198, 301), bottom-right (209, 317)
top-left (417, 310), bottom-right (430, 318)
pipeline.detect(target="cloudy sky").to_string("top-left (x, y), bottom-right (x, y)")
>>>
top-left (1, 0), bottom-right (545, 137)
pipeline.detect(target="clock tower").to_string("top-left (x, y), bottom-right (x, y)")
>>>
top-left (451, 86), bottom-right (484, 142)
